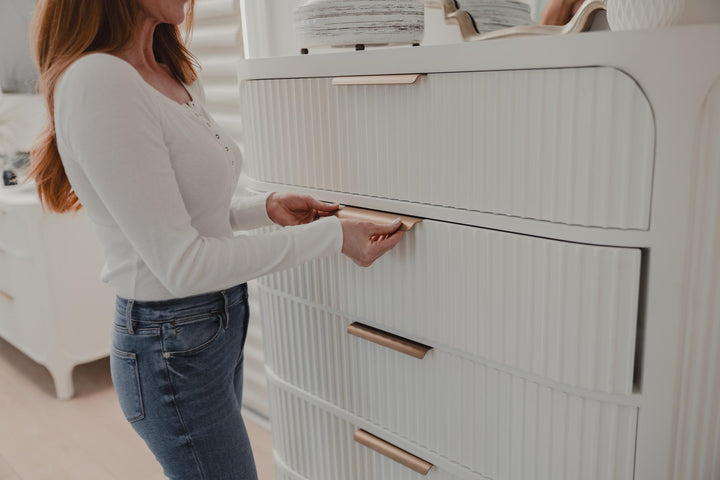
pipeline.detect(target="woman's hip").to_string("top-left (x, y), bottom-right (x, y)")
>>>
top-left (109, 284), bottom-right (255, 478)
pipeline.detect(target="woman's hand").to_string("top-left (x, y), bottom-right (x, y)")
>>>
top-left (540, 0), bottom-right (585, 25)
top-left (340, 218), bottom-right (405, 267)
top-left (266, 192), bottom-right (339, 227)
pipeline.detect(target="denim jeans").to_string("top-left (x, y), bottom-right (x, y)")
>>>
top-left (111, 283), bottom-right (258, 480)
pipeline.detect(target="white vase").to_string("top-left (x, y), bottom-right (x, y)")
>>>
top-left (607, 0), bottom-right (686, 30)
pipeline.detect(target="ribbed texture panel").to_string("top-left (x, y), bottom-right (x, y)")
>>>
top-left (241, 67), bottom-right (654, 229)
top-left (243, 281), bottom-right (269, 417)
top-left (259, 219), bottom-right (641, 395)
top-left (191, 0), bottom-right (269, 418)
top-left (274, 455), bottom-right (308, 480)
top-left (673, 80), bottom-right (720, 480)
top-left (261, 291), bottom-right (639, 480)
top-left (268, 380), bottom-right (471, 480)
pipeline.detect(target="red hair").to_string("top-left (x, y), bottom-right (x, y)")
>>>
top-left (28, 0), bottom-right (198, 213)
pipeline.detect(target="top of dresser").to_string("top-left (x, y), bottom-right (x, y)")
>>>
top-left (237, 24), bottom-right (720, 82)
top-left (0, 184), bottom-right (39, 208)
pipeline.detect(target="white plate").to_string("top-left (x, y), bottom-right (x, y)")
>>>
top-left (294, 0), bottom-right (424, 47)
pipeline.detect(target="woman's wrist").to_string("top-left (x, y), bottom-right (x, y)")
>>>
top-left (266, 192), bottom-right (278, 224)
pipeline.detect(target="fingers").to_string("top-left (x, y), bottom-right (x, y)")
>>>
top-left (339, 217), bottom-right (407, 268)
top-left (314, 209), bottom-right (335, 218)
top-left (371, 218), bottom-right (403, 236)
top-left (376, 230), bottom-right (405, 251)
top-left (309, 198), bottom-right (339, 212)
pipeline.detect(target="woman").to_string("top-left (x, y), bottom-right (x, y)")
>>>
top-left (28, 0), bottom-right (404, 478)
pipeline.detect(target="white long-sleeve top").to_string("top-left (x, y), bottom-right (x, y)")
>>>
top-left (55, 53), bottom-right (343, 301)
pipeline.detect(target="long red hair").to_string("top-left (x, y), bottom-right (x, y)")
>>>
top-left (28, 0), bottom-right (198, 213)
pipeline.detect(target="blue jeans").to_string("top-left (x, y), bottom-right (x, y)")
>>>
top-left (111, 283), bottom-right (258, 480)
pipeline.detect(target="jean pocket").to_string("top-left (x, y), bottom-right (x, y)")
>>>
top-left (161, 313), bottom-right (223, 358)
top-left (109, 347), bottom-right (145, 423)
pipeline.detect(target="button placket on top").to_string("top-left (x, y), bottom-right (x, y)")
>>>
top-left (184, 101), bottom-right (235, 166)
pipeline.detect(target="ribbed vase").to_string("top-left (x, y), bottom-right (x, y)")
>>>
top-left (607, 0), bottom-right (686, 30)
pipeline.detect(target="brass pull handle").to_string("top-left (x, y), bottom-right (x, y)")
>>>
top-left (333, 206), bottom-right (421, 232)
top-left (354, 429), bottom-right (433, 475)
top-left (0, 209), bottom-right (6, 215)
top-left (0, 290), bottom-right (14, 302)
top-left (332, 74), bottom-right (424, 86)
top-left (348, 322), bottom-right (432, 360)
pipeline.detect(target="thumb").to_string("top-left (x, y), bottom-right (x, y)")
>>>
top-left (371, 218), bottom-right (403, 235)
top-left (311, 199), bottom-right (339, 212)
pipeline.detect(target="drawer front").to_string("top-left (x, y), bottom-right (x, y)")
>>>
top-left (259, 219), bottom-right (641, 395)
top-left (0, 251), bottom-right (48, 360)
top-left (0, 206), bottom-right (32, 256)
top-left (0, 250), bottom-right (34, 300)
top-left (267, 379), bottom-right (470, 480)
top-left (261, 292), bottom-right (639, 480)
top-left (0, 282), bottom-right (17, 342)
top-left (242, 67), bottom-right (654, 229)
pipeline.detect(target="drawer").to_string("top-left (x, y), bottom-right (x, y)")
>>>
top-left (0, 204), bottom-right (33, 256)
top-left (0, 282), bottom-right (17, 342)
top-left (259, 219), bottom-right (642, 395)
top-left (267, 378), bottom-right (473, 480)
top-left (0, 251), bottom-right (48, 360)
top-left (241, 67), bottom-right (654, 229)
top-left (261, 293), bottom-right (639, 480)
top-left (0, 249), bottom-right (34, 300)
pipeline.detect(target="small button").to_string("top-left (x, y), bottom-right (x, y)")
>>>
top-left (215, 134), bottom-right (220, 139)
top-left (225, 146), bottom-right (230, 152)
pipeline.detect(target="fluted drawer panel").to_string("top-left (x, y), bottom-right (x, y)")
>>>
top-left (259, 219), bottom-right (641, 395)
top-left (274, 456), bottom-right (306, 480)
top-left (673, 80), bottom-right (720, 480)
top-left (261, 292), bottom-right (638, 480)
top-left (267, 380), bottom-right (470, 480)
top-left (241, 67), bottom-right (654, 229)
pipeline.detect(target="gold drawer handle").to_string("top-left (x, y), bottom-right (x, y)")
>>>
top-left (0, 290), bottom-right (14, 302)
top-left (354, 429), bottom-right (433, 475)
top-left (0, 209), bottom-right (6, 215)
top-left (332, 74), bottom-right (424, 86)
top-left (333, 206), bottom-right (422, 232)
top-left (348, 322), bottom-right (432, 360)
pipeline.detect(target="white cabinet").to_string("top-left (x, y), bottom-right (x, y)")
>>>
top-left (239, 25), bottom-right (720, 480)
top-left (0, 188), bottom-right (114, 399)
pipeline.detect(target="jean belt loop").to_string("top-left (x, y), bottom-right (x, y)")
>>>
top-left (125, 299), bottom-right (135, 334)
top-left (221, 291), bottom-right (230, 329)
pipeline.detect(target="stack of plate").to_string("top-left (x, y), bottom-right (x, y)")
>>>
top-left (456, 0), bottom-right (533, 33)
top-left (294, 0), bottom-right (424, 48)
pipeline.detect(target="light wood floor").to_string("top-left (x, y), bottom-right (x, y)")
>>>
top-left (0, 337), bottom-right (275, 480)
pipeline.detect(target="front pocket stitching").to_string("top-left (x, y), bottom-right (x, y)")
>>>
top-left (162, 314), bottom-right (223, 358)
top-left (169, 310), bottom-right (223, 326)
top-left (110, 347), bottom-right (145, 422)
top-left (112, 325), bottom-right (160, 336)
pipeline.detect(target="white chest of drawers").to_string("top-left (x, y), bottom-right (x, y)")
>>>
top-left (239, 25), bottom-right (720, 480)
top-left (0, 187), bottom-right (114, 399)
